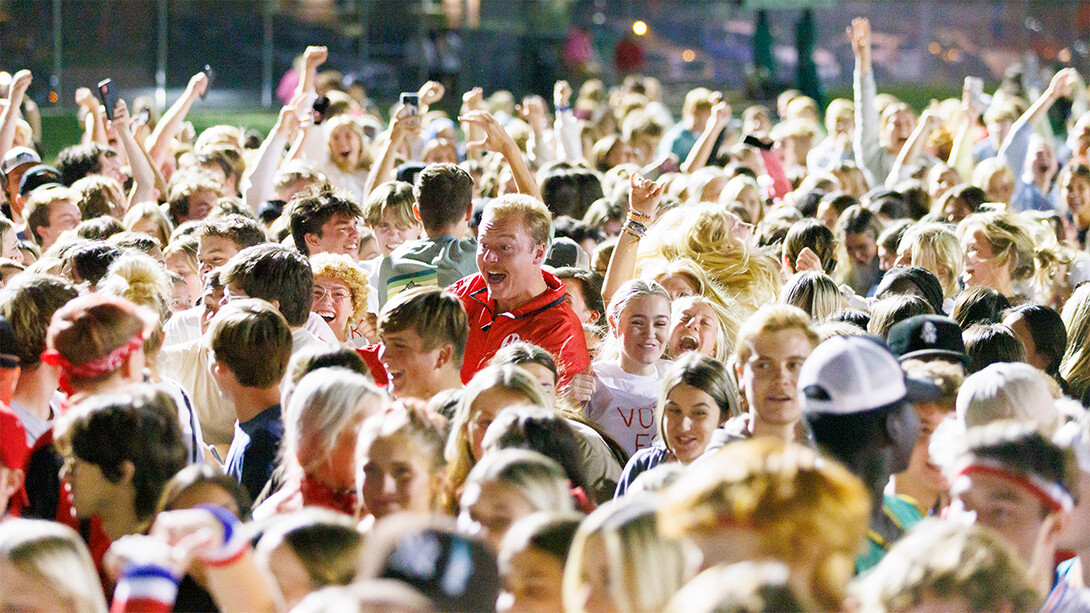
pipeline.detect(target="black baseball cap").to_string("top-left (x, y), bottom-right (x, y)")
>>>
top-left (887, 314), bottom-right (970, 366)
top-left (17, 164), bottom-right (63, 196)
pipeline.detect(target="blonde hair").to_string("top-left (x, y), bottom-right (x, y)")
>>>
top-left (310, 252), bottom-right (369, 328)
top-left (972, 158), bottom-right (1014, 203)
top-left (824, 98), bottom-right (854, 134)
top-left (670, 294), bottom-right (739, 364)
top-left (564, 497), bottom-right (693, 613)
top-left (638, 203), bottom-right (781, 316)
top-left (734, 304), bottom-right (819, 366)
top-left (444, 365), bottom-right (548, 510)
top-left (779, 271), bottom-right (845, 322)
top-left (325, 115), bottom-right (372, 173)
top-left (484, 194), bottom-right (553, 247)
top-left (464, 449), bottom-right (574, 513)
top-left (98, 252), bottom-right (172, 318)
top-left (1061, 283), bottom-right (1090, 399)
top-left (361, 181), bottom-right (417, 229)
top-left (898, 222), bottom-right (962, 300)
top-left (718, 175), bottom-right (764, 223)
top-left (658, 438), bottom-right (869, 612)
top-left (123, 201), bottom-right (173, 247)
top-left (284, 367), bottom-right (384, 474)
top-left (355, 407), bottom-right (446, 514)
top-left (600, 278), bottom-right (671, 363)
top-left (959, 209), bottom-right (1059, 296)
top-left (0, 518), bottom-right (108, 613)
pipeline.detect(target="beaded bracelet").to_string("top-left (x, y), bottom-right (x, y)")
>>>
top-left (622, 219), bottom-right (647, 239)
top-left (627, 209), bottom-right (652, 223)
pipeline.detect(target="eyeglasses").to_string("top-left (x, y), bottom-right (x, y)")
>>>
top-left (313, 287), bottom-right (351, 303)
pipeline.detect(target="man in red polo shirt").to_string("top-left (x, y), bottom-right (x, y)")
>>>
top-left (450, 194), bottom-right (590, 387)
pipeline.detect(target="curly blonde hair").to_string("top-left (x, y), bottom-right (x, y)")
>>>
top-left (637, 203), bottom-right (780, 317)
top-left (309, 252), bottom-right (369, 328)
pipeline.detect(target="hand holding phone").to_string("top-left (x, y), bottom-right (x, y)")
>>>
top-left (201, 65), bottom-right (215, 100)
top-left (400, 92), bottom-right (420, 116)
top-left (97, 79), bottom-right (118, 120)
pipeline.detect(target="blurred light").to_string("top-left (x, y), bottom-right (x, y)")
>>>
top-left (928, 42), bottom-right (941, 55)
top-left (48, 91), bottom-right (58, 103)
top-left (633, 21), bottom-right (648, 36)
top-left (1075, 40), bottom-right (1089, 56)
top-left (1059, 48), bottom-right (1073, 62)
top-left (682, 49), bottom-right (696, 62)
top-left (592, 11), bottom-right (605, 25)
top-left (945, 49), bottom-right (961, 62)
top-left (1025, 17), bottom-right (1041, 32)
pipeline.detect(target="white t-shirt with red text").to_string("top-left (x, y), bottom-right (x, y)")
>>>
top-left (585, 360), bottom-right (671, 457)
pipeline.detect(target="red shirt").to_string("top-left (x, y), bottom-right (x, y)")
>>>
top-left (450, 270), bottom-right (590, 388)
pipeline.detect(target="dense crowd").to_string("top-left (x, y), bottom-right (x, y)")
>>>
top-left (3, 14), bottom-right (1090, 612)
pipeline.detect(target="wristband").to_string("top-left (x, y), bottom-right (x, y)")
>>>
top-left (195, 504), bottom-right (249, 567)
top-left (111, 564), bottom-right (180, 613)
top-left (556, 104), bottom-right (571, 112)
top-left (622, 219), bottom-right (646, 239)
top-left (627, 209), bottom-right (652, 223)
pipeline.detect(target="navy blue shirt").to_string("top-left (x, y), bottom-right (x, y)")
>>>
top-left (223, 404), bottom-right (283, 500)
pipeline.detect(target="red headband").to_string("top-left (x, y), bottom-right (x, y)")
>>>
top-left (956, 458), bottom-right (1074, 513)
top-left (41, 333), bottom-right (145, 395)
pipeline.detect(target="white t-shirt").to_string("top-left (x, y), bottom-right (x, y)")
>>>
top-left (585, 360), bottom-right (671, 456)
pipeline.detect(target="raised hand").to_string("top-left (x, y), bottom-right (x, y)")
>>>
top-left (304, 46), bottom-right (328, 71)
top-left (9, 70), bottom-right (31, 97)
top-left (462, 86), bottom-right (485, 112)
top-left (187, 71), bottom-right (209, 99)
top-left (1047, 67), bottom-right (1080, 100)
top-left (710, 96), bottom-right (732, 130)
top-left (848, 17), bottom-right (872, 72)
top-left (389, 102), bottom-right (422, 140)
top-left (110, 98), bottom-right (131, 131)
top-left (554, 80), bottom-right (573, 110)
top-left (629, 171), bottom-right (665, 219)
top-left (518, 96), bottom-right (548, 132)
top-left (460, 109), bottom-right (515, 154)
top-left (418, 80), bottom-right (445, 106)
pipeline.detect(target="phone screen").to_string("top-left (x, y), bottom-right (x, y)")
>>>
top-left (97, 79), bottom-right (118, 120)
top-left (400, 92), bottom-right (420, 115)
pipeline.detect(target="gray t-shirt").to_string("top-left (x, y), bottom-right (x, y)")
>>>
top-left (11, 400), bottom-right (53, 447)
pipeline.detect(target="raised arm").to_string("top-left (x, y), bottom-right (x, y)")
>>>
top-left (293, 45), bottom-right (328, 100)
top-left (460, 109), bottom-right (542, 200)
top-left (998, 67), bottom-right (1078, 179)
top-left (553, 80), bottom-right (583, 162)
top-left (887, 105), bottom-right (940, 187)
top-left (680, 95), bottom-right (731, 174)
top-left (519, 95), bottom-right (552, 165)
top-left (0, 70), bottom-right (32, 157)
top-left (111, 99), bottom-right (158, 208)
top-left (242, 101), bottom-right (299, 211)
top-left (146, 71), bottom-right (208, 168)
top-left (849, 17), bottom-right (883, 188)
top-left (949, 79), bottom-right (982, 182)
top-left (363, 103), bottom-right (421, 197)
top-left (461, 87), bottom-right (486, 162)
top-left (602, 172), bottom-right (663, 304)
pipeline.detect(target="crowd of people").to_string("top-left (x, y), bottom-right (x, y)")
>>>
top-left (3, 14), bottom-right (1090, 612)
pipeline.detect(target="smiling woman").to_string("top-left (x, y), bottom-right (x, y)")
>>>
top-left (309, 252), bottom-right (369, 346)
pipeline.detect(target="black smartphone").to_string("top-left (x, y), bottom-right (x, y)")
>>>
top-left (312, 95), bottom-right (330, 125)
top-left (97, 78), bottom-right (118, 120)
top-left (742, 133), bottom-right (774, 152)
top-left (202, 64), bottom-right (215, 99)
top-left (400, 92), bottom-right (420, 115)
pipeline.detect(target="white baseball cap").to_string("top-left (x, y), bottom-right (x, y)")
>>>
top-left (799, 335), bottom-right (940, 415)
top-left (0, 146), bottom-right (40, 177)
